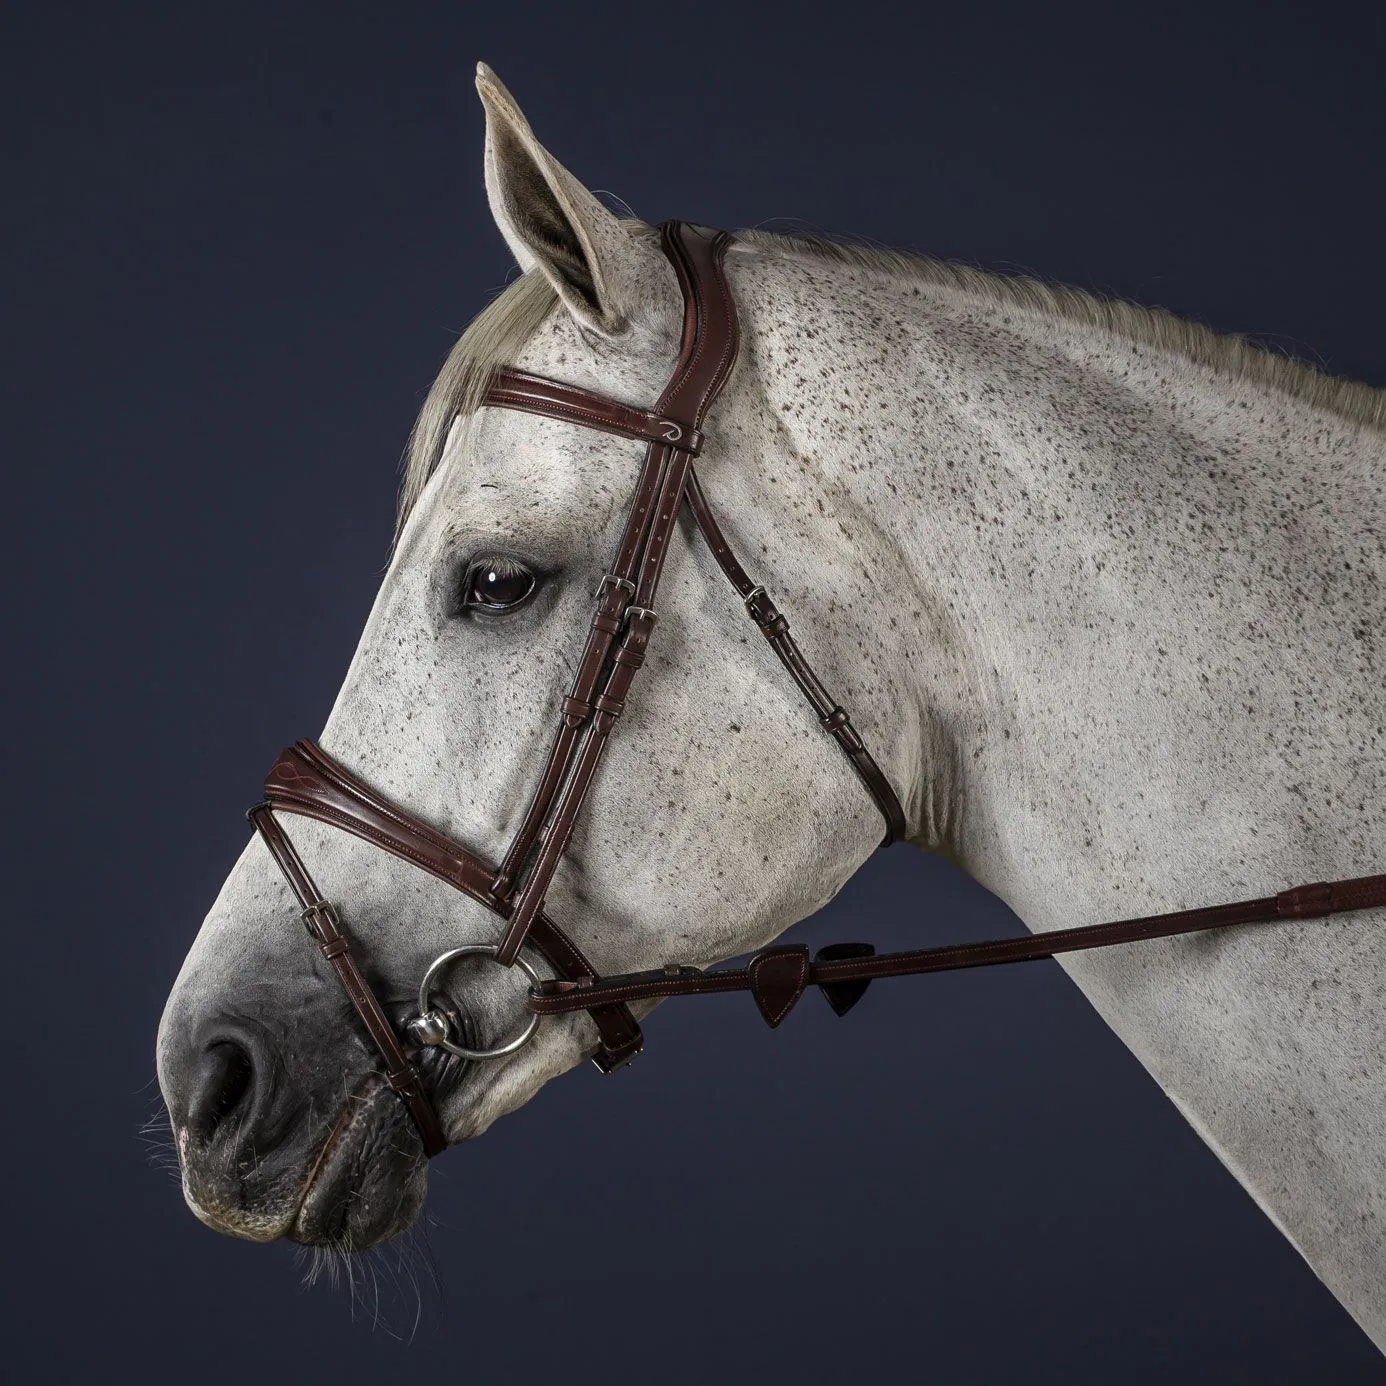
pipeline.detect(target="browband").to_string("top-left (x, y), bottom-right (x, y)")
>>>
top-left (485, 369), bottom-right (706, 455)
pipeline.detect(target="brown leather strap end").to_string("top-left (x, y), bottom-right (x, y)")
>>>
top-left (747, 945), bottom-right (812, 1027)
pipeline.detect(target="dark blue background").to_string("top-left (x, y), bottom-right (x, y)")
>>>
top-left (6, 2), bottom-right (1385, 1381)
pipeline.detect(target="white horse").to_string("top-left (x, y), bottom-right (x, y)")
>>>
top-left (158, 64), bottom-right (1386, 1347)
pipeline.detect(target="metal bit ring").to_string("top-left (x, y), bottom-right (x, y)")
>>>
top-left (408, 944), bottom-right (543, 1061)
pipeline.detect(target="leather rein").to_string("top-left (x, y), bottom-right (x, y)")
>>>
top-left (247, 221), bottom-right (1386, 1159)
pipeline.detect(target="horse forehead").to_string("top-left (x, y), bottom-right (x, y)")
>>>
top-left (432, 410), bottom-right (645, 553)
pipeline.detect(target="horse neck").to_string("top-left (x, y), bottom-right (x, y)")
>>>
top-left (731, 245), bottom-right (1386, 927)
top-left (727, 244), bottom-right (1386, 1349)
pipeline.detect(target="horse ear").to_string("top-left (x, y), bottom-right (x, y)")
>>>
top-left (476, 63), bottom-right (659, 337)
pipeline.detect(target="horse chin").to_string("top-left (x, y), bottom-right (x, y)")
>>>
top-left (286, 1077), bottom-right (430, 1250)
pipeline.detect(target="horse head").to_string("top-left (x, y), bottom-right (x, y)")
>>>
top-left (156, 65), bottom-right (912, 1250)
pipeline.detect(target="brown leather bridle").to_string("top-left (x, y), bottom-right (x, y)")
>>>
top-left (247, 220), bottom-right (1386, 1159)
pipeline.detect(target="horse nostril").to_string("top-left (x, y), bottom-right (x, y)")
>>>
top-left (186, 1039), bottom-right (257, 1143)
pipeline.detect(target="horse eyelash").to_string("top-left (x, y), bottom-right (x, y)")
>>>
top-left (469, 554), bottom-right (530, 580)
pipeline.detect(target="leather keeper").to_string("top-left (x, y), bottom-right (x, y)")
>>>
top-left (747, 944), bottom-right (812, 1028)
top-left (301, 902), bottom-right (341, 940)
top-left (320, 938), bottom-right (351, 960)
top-left (1277, 881), bottom-right (1334, 918)
top-left (835, 725), bottom-right (867, 755)
top-left (746, 590), bottom-right (784, 629)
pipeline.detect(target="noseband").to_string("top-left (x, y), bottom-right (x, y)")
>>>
top-left (247, 221), bottom-right (1386, 1159)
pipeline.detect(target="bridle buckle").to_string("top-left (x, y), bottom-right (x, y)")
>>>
top-left (595, 572), bottom-right (636, 602)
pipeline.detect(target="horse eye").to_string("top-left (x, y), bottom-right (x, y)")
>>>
top-left (461, 556), bottom-right (536, 613)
